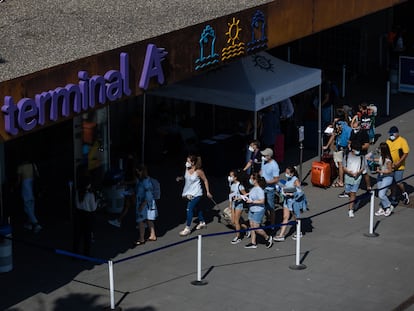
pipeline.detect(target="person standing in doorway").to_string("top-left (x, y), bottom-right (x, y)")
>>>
top-left (177, 154), bottom-right (213, 236)
top-left (135, 165), bottom-right (158, 245)
top-left (386, 126), bottom-right (410, 206)
top-left (73, 176), bottom-right (97, 256)
top-left (17, 158), bottom-right (42, 233)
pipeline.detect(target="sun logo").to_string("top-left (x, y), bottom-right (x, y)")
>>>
top-left (222, 17), bottom-right (245, 61)
top-left (226, 17), bottom-right (242, 45)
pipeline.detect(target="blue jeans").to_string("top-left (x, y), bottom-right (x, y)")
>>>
top-left (377, 175), bottom-right (393, 208)
top-left (186, 196), bottom-right (203, 227)
top-left (264, 188), bottom-right (275, 211)
top-left (23, 199), bottom-right (38, 224)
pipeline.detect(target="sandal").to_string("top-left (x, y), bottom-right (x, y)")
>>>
top-left (147, 237), bottom-right (157, 242)
top-left (331, 181), bottom-right (344, 188)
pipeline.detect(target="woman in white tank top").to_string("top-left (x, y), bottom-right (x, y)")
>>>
top-left (176, 155), bottom-right (213, 236)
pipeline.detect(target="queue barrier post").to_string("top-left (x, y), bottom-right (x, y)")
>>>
top-left (364, 190), bottom-right (379, 237)
top-left (104, 260), bottom-right (122, 310)
top-left (289, 219), bottom-right (307, 270)
top-left (191, 235), bottom-right (207, 285)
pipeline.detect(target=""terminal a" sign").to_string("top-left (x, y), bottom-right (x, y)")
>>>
top-left (1, 44), bottom-right (167, 136)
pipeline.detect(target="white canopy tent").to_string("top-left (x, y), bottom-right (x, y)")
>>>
top-left (149, 51), bottom-right (323, 156)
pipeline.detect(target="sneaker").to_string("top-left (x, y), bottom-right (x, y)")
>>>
top-left (292, 232), bottom-right (303, 240)
top-left (273, 235), bottom-right (285, 242)
top-left (245, 230), bottom-right (251, 239)
top-left (375, 208), bottom-right (385, 216)
top-left (195, 222), bottom-right (207, 230)
top-left (384, 208), bottom-right (392, 217)
top-left (33, 224), bottom-right (42, 233)
top-left (338, 191), bottom-right (350, 198)
top-left (402, 192), bottom-right (410, 205)
top-left (108, 219), bottom-right (121, 228)
top-left (265, 236), bottom-right (273, 249)
top-left (389, 205), bottom-right (395, 213)
top-left (179, 227), bottom-right (191, 236)
top-left (348, 209), bottom-right (355, 218)
top-left (231, 236), bottom-right (241, 245)
top-left (244, 243), bottom-right (257, 249)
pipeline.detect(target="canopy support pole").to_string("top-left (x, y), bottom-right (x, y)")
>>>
top-left (318, 84), bottom-right (322, 158)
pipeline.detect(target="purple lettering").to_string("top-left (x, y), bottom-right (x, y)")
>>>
top-left (78, 71), bottom-right (90, 111)
top-left (1, 96), bottom-right (19, 135)
top-left (1, 50), bottom-right (165, 135)
top-left (17, 98), bottom-right (38, 131)
top-left (89, 75), bottom-right (106, 107)
top-left (139, 44), bottom-right (168, 90)
top-left (35, 92), bottom-right (51, 125)
top-left (104, 70), bottom-right (123, 101)
top-left (120, 52), bottom-right (131, 96)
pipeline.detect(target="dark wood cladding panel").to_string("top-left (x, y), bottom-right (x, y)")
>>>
top-left (313, 0), bottom-right (406, 32)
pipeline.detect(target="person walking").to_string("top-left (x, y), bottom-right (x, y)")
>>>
top-left (243, 140), bottom-right (262, 175)
top-left (244, 173), bottom-right (273, 249)
top-left (259, 148), bottom-right (280, 233)
top-left (228, 169), bottom-right (249, 244)
top-left (17, 159), bottom-right (42, 233)
top-left (339, 117), bottom-right (371, 198)
top-left (73, 176), bottom-right (97, 256)
top-left (374, 142), bottom-right (395, 217)
top-left (342, 141), bottom-right (366, 218)
top-left (273, 166), bottom-right (308, 241)
top-left (386, 126), bottom-right (410, 206)
top-left (135, 165), bottom-right (158, 245)
top-left (177, 154), bottom-right (213, 236)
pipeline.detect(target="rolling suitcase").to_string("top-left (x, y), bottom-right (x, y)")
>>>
top-left (311, 161), bottom-right (331, 188)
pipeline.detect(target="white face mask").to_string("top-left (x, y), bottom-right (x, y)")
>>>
top-left (389, 135), bottom-right (396, 141)
top-left (185, 162), bottom-right (192, 168)
top-left (353, 128), bottom-right (360, 134)
top-left (249, 179), bottom-right (254, 185)
top-left (353, 150), bottom-right (360, 156)
top-left (261, 156), bottom-right (267, 162)
top-left (227, 176), bottom-right (234, 183)
top-left (248, 146), bottom-right (254, 152)
top-left (285, 173), bottom-right (292, 179)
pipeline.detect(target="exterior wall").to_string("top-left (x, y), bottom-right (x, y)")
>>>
top-left (0, 0), bottom-right (407, 141)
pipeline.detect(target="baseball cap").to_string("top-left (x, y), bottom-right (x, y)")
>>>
top-left (388, 126), bottom-right (399, 134)
top-left (261, 148), bottom-right (273, 157)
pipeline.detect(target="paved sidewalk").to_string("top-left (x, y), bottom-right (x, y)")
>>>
top-left (1, 74), bottom-right (414, 311)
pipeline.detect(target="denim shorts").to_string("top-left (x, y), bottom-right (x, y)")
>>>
top-left (233, 201), bottom-right (244, 211)
top-left (345, 182), bottom-right (360, 194)
top-left (394, 170), bottom-right (404, 183)
top-left (248, 208), bottom-right (265, 224)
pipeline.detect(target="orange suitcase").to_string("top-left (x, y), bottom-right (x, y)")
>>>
top-left (311, 161), bottom-right (331, 188)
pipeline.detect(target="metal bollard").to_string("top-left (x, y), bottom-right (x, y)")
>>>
top-left (289, 219), bottom-right (306, 270)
